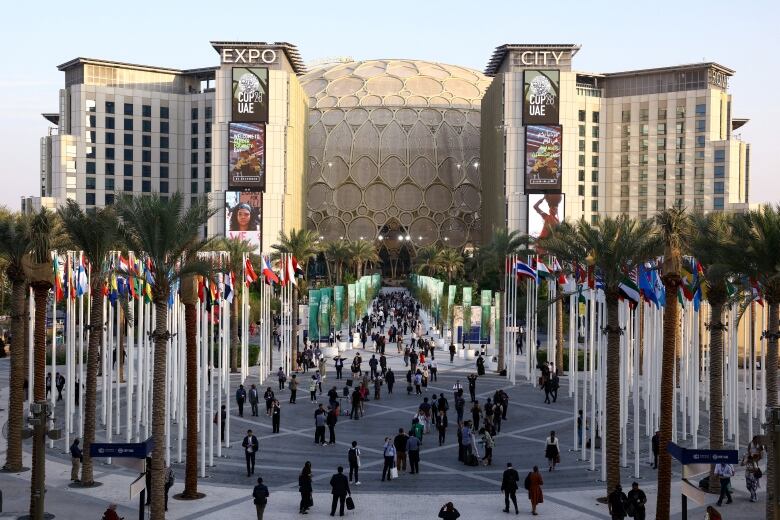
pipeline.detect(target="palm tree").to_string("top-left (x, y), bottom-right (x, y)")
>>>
top-left (539, 216), bottom-right (659, 497)
top-left (689, 212), bottom-right (739, 492)
top-left (116, 193), bottom-right (215, 520)
top-left (414, 245), bottom-right (442, 277)
top-left (24, 208), bottom-right (59, 518)
top-left (487, 229), bottom-right (531, 373)
top-left (349, 240), bottom-right (379, 278)
top-left (271, 229), bottom-right (320, 371)
top-left (733, 204), bottom-right (780, 519)
top-left (437, 247), bottom-right (464, 284)
top-left (655, 208), bottom-right (691, 519)
top-left (323, 240), bottom-right (351, 285)
top-left (0, 212), bottom-right (30, 472)
top-left (57, 201), bottom-right (122, 486)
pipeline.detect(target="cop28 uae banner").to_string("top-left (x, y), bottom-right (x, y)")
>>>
top-left (319, 287), bottom-right (332, 337)
top-left (334, 286), bottom-right (345, 329)
top-left (228, 122), bottom-right (266, 191)
top-left (480, 290), bottom-right (492, 341)
top-left (523, 70), bottom-right (560, 125)
top-left (348, 283), bottom-right (356, 327)
top-left (308, 289), bottom-right (320, 342)
top-left (462, 287), bottom-right (472, 343)
top-left (525, 125), bottom-right (562, 192)
top-left (232, 67), bottom-right (269, 122)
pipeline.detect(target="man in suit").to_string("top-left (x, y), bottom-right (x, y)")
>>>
top-left (242, 429), bottom-right (259, 476)
top-left (252, 477), bottom-right (270, 520)
top-left (249, 384), bottom-right (259, 416)
top-left (501, 461), bottom-right (520, 514)
top-left (236, 384), bottom-right (247, 417)
top-left (329, 465), bottom-right (351, 516)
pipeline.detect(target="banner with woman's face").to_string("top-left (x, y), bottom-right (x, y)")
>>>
top-left (225, 191), bottom-right (262, 251)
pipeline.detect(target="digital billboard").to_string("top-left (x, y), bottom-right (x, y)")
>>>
top-left (232, 67), bottom-right (269, 122)
top-left (523, 70), bottom-right (560, 125)
top-left (228, 122), bottom-right (265, 191)
top-left (528, 193), bottom-right (564, 241)
top-left (225, 191), bottom-right (262, 251)
top-left (525, 125), bottom-right (562, 192)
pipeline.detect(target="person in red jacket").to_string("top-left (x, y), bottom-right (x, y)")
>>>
top-left (102, 503), bottom-right (123, 520)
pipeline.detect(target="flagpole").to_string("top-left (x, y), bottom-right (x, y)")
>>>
top-left (50, 250), bottom-right (57, 449)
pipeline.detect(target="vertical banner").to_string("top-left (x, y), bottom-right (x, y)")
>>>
top-left (436, 280), bottom-right (445, 325)
top-left (319, 288), bottom-right (332, 339)
top-left (448, 285), bottom-right (457, 334)
top-left (308, 289), bottom-right (320, 343)
top-left (334, 286), bottom-right (345, 330)
top-left (524, 125), bottom-right (563, 192)
top-left (348, 283), bottom-right (356, 329)
top-left (462, 287), bottom-right (473, 344)
top-left (481, 290), bottom-right (492, 341)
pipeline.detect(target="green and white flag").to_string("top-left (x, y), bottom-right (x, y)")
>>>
top-left (462, 287), bottom-right (472, 343)
top-left (334, 285), bottom-right (345, 329)
top-left (348, 283), bottom-right (356, 328)
top-left (319, 287), bottom-right (332, 336)
top-left (480, 289), bottom-right (492, 341)
top-left (309, 289), bottom-right (320, 341)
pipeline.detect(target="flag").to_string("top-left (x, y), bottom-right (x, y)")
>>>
top-left (618, 272), bottom-right (640, 304)
top-left (245, 257), bottom-right (259, 285)
top-left (117, 254), bottom-right (130, 273)
top-left (751, 278), bottom-right (764, 307)
top-left (76, 259), bottom-right (88, 297)
top-left (515, 260), bottom-right (537, 283)
top-left (638, 264), bottom-right (659, 307)
top-left (53, 255), bottom-right (64, 300)
top-left (260, 256), bottom-right (279, 285)
top-left (292, 256), bottom-right (305, 277)
top-left (551, 257), bottom-right (567, 285)
top-left (224, 271), bottom-right (234, 303)
top-left (652, 268), bottom-right (666, 307)
top-left (535, 256), bottom-right (553, 279)
top-left (283, 256), bottom-right (297, 287)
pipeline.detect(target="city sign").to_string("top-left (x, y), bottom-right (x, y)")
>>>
top-left (221, 48), bottom-right (277, 65)
top-left (90, 437), bottom-right (154, 459)
top-left (519, 51), bottom-right (566, 67)
top-left (667, 442), bottom-right (738, 465)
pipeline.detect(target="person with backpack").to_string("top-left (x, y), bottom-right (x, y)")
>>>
top-left (626, 481), bottom-right (647, 520)
top-left (277, 367), bottom-right (286, 390)
top-left (348, 441), bottom-right (361, 485)
top-left (501, 462), bottom-right (520, 514)
top-left (526, 465), bottom-right (544, 515)
top-left (252, 477), bottom-right (270, 520)
top-left (608, 484), bottom-right (628, 519)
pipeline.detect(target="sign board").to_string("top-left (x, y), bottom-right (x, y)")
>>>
top-left (523, 70), bottom-right (560, 125)
top-left (232, 68), bottom-right (269, 122)
top-left (228, 123), bottom-right (266, 190)
top-left (681, 480), bottom-right (708, 505)
top-left (667, 442), bottom-right (738, 465)
top-left (525, 125), bottom-right (562, 192)
top-left (130, 474), bottom-right (146, 500)
top-left (90, 437), bottom-right (154, 459)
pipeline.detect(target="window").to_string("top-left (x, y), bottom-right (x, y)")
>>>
top-left (592, 127), bottom-right (599, 138)
top-left (657, 184), bottom-right (666, 196)
top-left (105, 178), bottom-right (115, 190)
top-left (714, 149), bottom-right (726, 162)
top-left (640, 108), bottom-right (649, 121)
top-left (123, 149), bottom-right (133, 161)
top-left (622, 124), bottom-right (630, 137)
top-left (640, 154), bottom-right (648, 166)
top-left (675, 183), bottom-right (684, 196)
top-left (160, 151), bottom-right (169, 163)
top-left (205, 181), bottom-right (211, 192)
top-left (714, 197), bottom-right (724, 210)
top-left (714, 165), bottom-right (725, 178)
top-left (620, 185), bottom-right (630, 197)
top-left (621, 154), bottom-right (630, 167)
top-left (191, 181), bottom-right (198, 194)
top-left (639, 169), bottom-right (648, 181)
top-left (591, 141), bottom-right (599, 153)
top-left (191, 107), bottom-right (199, 120)
top-left (160, 166), bottom-right (169, 178)
top-left (204, 151), bottom-right (211, 163)
top-left (160, 136), bottom-right (169, 149)
top-left (106, 132), bottom-right (115, 145)
top-left (124, 133), bottom-right (133, 146)
top-left (695, 166), bottom-right (704, 179)
top-left (591, 170), bottom-right (599, 182)
top-left (123, 103), bottom-right (133, 116)
top-left (191, 167), bottom-right (198, 178)
top-left (694, 198), bottom-right (704, 210)
top-left (676, 137), bottom-right (685, 149)
top-left (160, 106), bottom-right (169, 119)
top-left (86, 162), bottom-right (96, 174)
top-left (124, 118), bottom-right (133, 131)
top-left (142, 120), bottom-right (152, 133)
top-left (142, 164), bottom-right (151, 177)
top-left (592, 111), bottom-right (599, 123)
top-left (591, 215), bottom-right (599, 225)
top-left (695, 103), bottom-right (706, 116)
top-left (676, 122), bottom-right (685, 133)
top-left (142, 104), bottom-right (152, 117)
top-left (87, 115), bottom-right (96, 127)
top-left (620, 199), bottom-right (629, 212)
top-left (85, 192), bottom-right (95, 205)
top-left (160, 121), bottom-right (169, 134)
top-left (657, 168), bottom-right (666, 180)
top-left (639, 199), bottom-right (647, 212)
top-left (676, 106), bottom-right (686, 119)
top-left (714, 181), bottom-right (724, 194)
top-left (205, 122), bottom-right (212, 134)
top-left (106, 116), bottom-right (115, 129)
top-left (578, 125), bottom-right (585, 137)
top-left (205, 106), bottom-right (213, 119)
top-left (579, 155), bottom-right (585, 167)
top-left (142, 150), bottom-right (151, 162)
top-left (696, 136), bottom-right (705, 148)
top-left (124, 179), bottom-right (134, 191)
top-left (86, 145), bottom-right (96, 158)
top-left (578, 110), bottom-right (586, 122)
top-left (204, 136), bottom-right (212, 149)
top-left (191, 122), bottom-right (198, 134)
top-left (621, 141), bottom-right (630, 152)
top-left (640, 124), bottom-right (649, 136)
top-left (591, 156), bottom-right (599, 167)
top-left (105, 193), bottom-right (115, 206)
top-left (657, 199), bottom-right (666, 211)
top-left (657, 138), bottom-right (666, 150)
top-left (105, 101), bottom-right (115, 114)
top-left (142, 135), bottom-right (151, 147)
top-left (591, 186), bottom-right (599, 197)
top-left (639, 184), bottom-right (647, 196)
top-left (123, 164), bottom-right (133, 176)
top-left (191, 152), bottom-right (198, 164)
top-left (205, 166), bottom-right (211, 179)
top-left (657, 153), bottom-right (666, 164)
top-left (160, 181), bottom-right (169, 193)
top-left (657, 123), bottom-right (666, 135)
top-left (658, 108), bottom-right (667, 119)
top-left (85, 176), bottom-right (96, 189)
top-left (640, 138), bottom-right (649, 151)
top-left (142, 180), bottom-right (151, 193)
top-left (622, 110), bottom-right (631, 122)
top-left (590, 200), bottom-right (598, 212)
top-left (578, 185), bottom-right (585, 196)
top-left (620, 169), bottom-right (630, 182)
top-left (192, 137), bottom-right (199, 150)
top-left (696, 119), bottom-right (706, 132)
top-left (695, 182), bottom-right (704, 195)
top-left (105, 163), bottom-right (115, 175)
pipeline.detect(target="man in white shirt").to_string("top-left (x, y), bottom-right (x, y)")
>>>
top-left (714, 462), bottom-right (734, 506)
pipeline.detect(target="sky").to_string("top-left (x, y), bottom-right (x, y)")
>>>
top-left (1, 0), bottom-right (778, 209)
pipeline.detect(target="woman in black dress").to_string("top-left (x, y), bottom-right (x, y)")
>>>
top-left (298, 461), bottom-right (313, 514)
top-left (545, 430), bottom-right (560, 471)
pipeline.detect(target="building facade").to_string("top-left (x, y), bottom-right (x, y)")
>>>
top-left (35, 42), bottom-right (751, 258)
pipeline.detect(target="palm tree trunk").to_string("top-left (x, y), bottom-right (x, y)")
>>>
top-left (150, 300), bottom-right (169, 520)
top-left (4, 277), bottom-right (26, 471)
top-left (765, 301), bottom-right (779, 520)
top-left (605, 295), bottom-right (622, 495)
top-left (555, 285), bottom-right (564, 375)
top-left (29, 283), bottom-right (49, 518)
top-left (655, 277), bottom-right (680, 520)
top-left (707, 298), bottom-right (725, 491)
top-left (230, 296), bottom-right (239, 373)
top-left (182, 301), bottom-right (201, 498)
top-left (80, 288), bottom-right (104, 485)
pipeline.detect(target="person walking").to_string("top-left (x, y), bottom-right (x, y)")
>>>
top-left (545, 431), bottom-right (560, 471)
top-left (218, 404), bottom-right (227, 442)
top-left (461, 421), bottom-right (474, 464)
top-left (314, 404), bottom-right (327, 446)
top-left (406, 430), bottom-right (421, 474)
top-left (326, 405), bottom-right (338, 445)
top-left (626, 482), bottom-right (647, 520)
top-left (309, 376), bottom-right (318, 402)
top-left (471, 400), bottom-right (482, 431)
top-left (394, 428), bottom-right (408, 473)
top-left (501, 462), bottom-right (520, 514)
top-left (289, 374), bottom-right (298, 404)
top-left (348, 441), bottom-right (361, 485)
top-left (236, 384), bottom-right (247, 417)
top-left (335, 356), bottom-right (344, 380)
top-left (479, 428), bottom-right (494, 465)
top-left (526, 465), bottom-right (544, 515)
top-left (385, 368), bottom-right (395, 394)
top-left (743, 453), bottom-right (761, 502)
top-left (436, 409), bottom-right (448, 445)
top-left (299, 461), bottom-right (313, 514)
top-left (242, 429), bottom-right (259, 476)
top-left (329, 466), bottom-right (351, 517)
top-left (263, 387), bottom-right (275, 416)
top-left (381, 437), bottom-right (396, 481)
top-left (350, 388), bottom-right (361, 420)
top-left (714, 461), bottom-right (735, 506)
top-left (70, 438), bottom-right (82, 482)
top-left (414, 370), bottom-right (422, 395)
top-left (608, 484), bottom-right (628, 519)
top-left (430, 360), bottom-right (438, 381)
top-left (454, 391), bottom-right (465, 425)
top-left (164, 466), bottom-right (174, 511)
top-left (467, 373), bottom-right (477, 403)
top-left (449, 343), bottom-right (456, 363)
top-left (438, 502), bottom-right (461, 519)
top-left (252, 477), bottom-right (269, 520)
top-left (271, 400), bottom-right (281, 433)
top-left (651, 430), bottom-right (659, 469)
top-left (249, 384), bottom-right (259, 416)
top-left (102, 503), bottom-right (123, 520)
top-left (369, 355), bottom-right (379, 380)
top-left (56, 372), bottom-right (65, 401)
top-left (277, 367), bottom-right (286, 390)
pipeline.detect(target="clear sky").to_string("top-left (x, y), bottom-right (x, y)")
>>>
top-left (1, 0), bottom-right (777, 209)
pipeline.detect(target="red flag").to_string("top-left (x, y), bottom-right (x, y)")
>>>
top-left (245, 257), bottom-right (259, 285)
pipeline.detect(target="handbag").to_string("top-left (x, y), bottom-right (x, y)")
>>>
top-left (346, 496), bottom-right (355, 510)
top-left (390, 467), bottom-right (398, 479)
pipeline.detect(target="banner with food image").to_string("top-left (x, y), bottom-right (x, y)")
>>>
top-left (525, 125), bottom-right (562, 192)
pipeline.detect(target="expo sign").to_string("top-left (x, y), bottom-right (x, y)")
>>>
top-left (221, 48), bottom-right (278, 65)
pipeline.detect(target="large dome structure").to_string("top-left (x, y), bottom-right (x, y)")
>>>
top-left (301, 59), bottom-right (490, 275)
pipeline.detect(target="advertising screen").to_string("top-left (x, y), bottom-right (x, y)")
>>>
top-left (528, 193), bottom-right (564, 240)
top-left (523, 70), bottom-right (560, 125)
top-left (228, 122), bottom-right (265, 191)
top-left (525, 125), bottom-right (562, 192)
top-left (232, 67), bottom-right (269, 122)
top-left (225, 191), bottom-right (262, 251)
